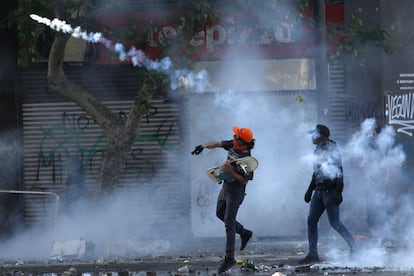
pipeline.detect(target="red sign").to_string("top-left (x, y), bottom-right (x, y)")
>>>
top-left (93, 3), bottom-right (343, 64)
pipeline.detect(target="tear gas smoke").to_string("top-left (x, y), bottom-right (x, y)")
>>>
top-left (29, 14), bottom-right (210, 92)
top-left (325, 118), bottom-right (409, 267)
top-left (343, 118), bottom-right (406, 172)
top-left (2, 13), bottom-right (408, 272)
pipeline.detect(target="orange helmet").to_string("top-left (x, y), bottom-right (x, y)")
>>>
top-left (233, 126), bottom-right (254, 143)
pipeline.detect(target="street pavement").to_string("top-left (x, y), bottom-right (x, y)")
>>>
top-left (1, 236), bottom-right (414, 275)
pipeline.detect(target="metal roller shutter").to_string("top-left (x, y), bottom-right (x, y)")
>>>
top-left (328, 60), bottom-right (348, 142)
top-left (19, 64), bottom-right (187, 229)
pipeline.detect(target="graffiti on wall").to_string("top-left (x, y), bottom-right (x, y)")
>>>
top-left (385, 92), bottom-right (414, 136)
top-left (32, 108), bottom-right (179, 186)
top-left (194, 178), bottom-right (220, 226)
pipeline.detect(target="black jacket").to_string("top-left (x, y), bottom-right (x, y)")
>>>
top-left (311, 139), bottom-right (344, 191)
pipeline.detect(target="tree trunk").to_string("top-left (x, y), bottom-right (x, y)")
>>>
top-left (46, 34), bottom-right (130, 195)
top-left (99, 126), bottom-right (131, 193)
top-left (100, 76), bottom-right (159, 193)
top-left (46, 29), bottom-right (159, 196)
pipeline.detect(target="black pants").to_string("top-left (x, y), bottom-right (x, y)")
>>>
top-left (216, 185), bottom-right (247, 259)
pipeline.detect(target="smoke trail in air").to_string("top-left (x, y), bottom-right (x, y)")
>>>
top-left (29, 14), bottom-right (210, 92)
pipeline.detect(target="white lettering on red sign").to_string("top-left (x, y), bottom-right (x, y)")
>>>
top-left (147, 16), bottom-right (295, 53)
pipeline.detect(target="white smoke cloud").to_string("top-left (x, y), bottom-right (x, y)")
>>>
top-left (0, 177), bottom-right (185, 259)
top-left (343, 118), bottom-right (406, 172)
top-left (188, 91), bottom-right (315, 238)
top-left (29, 14), bottom-right (210, 93)
top-left (321, 118), bottom-right (409, 267)
top-left (3, 8), bottom-right (408, 273)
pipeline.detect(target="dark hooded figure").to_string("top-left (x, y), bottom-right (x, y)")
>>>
top-left (300, 124), bottom-right (356, 264)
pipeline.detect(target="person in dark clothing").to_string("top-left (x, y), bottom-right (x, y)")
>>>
top-left (300, 124), bottom-right (355, 264)
top-left (191, 126), bottom-right (255, 273)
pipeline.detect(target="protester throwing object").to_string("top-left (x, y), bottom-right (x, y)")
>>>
top-left (191, 126), bottom-right (256, 273)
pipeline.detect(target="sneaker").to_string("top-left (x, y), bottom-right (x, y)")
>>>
top-left (298, 254), bottom-right (320, 264)
top-left (218, 257), bottom-right (236, 273)
top-left (240, 230), bottom-right (253, 250)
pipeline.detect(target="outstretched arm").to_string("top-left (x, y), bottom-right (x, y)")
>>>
top-left (191, 141), bottom-right (222, 155)
top-left (203, 141), bottom-right (222, 149)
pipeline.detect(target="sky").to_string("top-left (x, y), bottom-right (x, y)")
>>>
top-left (1, 1), bottom-right (414, 270)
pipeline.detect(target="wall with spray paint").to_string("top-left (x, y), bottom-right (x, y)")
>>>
top-left (19, 64), bottom-right (186, 231)
top-left (377, 0), bottom-right (414, 189)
